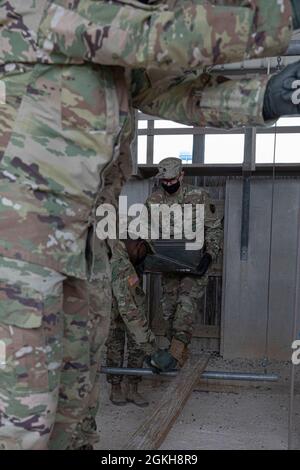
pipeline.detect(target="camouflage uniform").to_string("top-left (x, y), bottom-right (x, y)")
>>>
top-left (0, 0), bottom-right (293, 450)
top-left (50, 238), bottom-right (112, 450)
top-left (106, 240), bottom-right (156, 385)
top-left (69, 127), bottom-right (134, 447)
top-left (146, 159), bottom-right (223, 345)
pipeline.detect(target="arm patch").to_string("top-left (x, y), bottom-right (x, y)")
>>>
top-left (128, 274), bottom-right (139, 288)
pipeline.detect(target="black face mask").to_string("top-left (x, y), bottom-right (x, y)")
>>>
top-left (162, 181), bottom-right (181, 195)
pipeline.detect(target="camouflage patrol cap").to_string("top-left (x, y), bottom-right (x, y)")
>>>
top-left (156, 157), bottom-right (182, 179)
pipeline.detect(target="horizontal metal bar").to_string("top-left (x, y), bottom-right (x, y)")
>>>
top-left (138, 164), bottom-right (300, 178)
top-left (202, 371), bottom-right (278, 382)
top-left (138, 126), bottom-right (300, 136)
top-left (101, 367), bottom-right (278, 382)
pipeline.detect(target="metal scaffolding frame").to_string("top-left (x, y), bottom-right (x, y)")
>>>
top-left (129, 39), bottom-right (300, 448)
top-left (137, 119), bottom-right (300, 175)
top-left (135, 44), bottom-right (300, 176)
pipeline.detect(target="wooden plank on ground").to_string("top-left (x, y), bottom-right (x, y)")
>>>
top-left (153, 324), bottom-right (220, 339)
top-left (123, 354), bottom-right (210, 450)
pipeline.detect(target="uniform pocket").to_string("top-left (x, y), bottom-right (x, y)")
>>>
top-left (0, 278), bottom-right (44, 329)
top-left (0, 322), bottom-right (50, 393)
top-left (0, 284), bottom-right (49, 392)
top-left (0, 270), bottom-right (63, 393)
top-left (61, 65), bottom-right (119, 134)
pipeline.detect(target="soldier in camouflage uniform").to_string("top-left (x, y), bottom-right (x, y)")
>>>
top-left (106, 238), bottom-right (156, 408)
top-left (0, 0), bottom-right (300, 450)
top-left (69, 130), bottom-right (135, 449)
top-left (60, 238), bottom-right (112, 451)
top-left (146, 157), bottom-right (223, 370)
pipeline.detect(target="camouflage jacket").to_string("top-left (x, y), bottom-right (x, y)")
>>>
top-left (110, 240), bottom-right (156, 354)
top-left (0, 1), bottom-right (292, 277)
top-left (146, 183), bottom-right (223, 261)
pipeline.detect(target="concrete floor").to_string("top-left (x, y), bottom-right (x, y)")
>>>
top-left (95, 357), bottom-right (300, 450)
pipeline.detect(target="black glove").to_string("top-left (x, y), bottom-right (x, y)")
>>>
top-left (197, 253), bottom-right (212, 276)
top-left (144, 354), bottom-right (161, 374)
top-left (149, 349), bottom-right (178, 373)
top-left (290, 0), bottom-right (300, 30)
top-left (263, 60), bottom-right (300, 120)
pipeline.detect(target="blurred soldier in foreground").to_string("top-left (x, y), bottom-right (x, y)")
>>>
top-left (146, 158), bottom-right (223, 372)
top-left (106, 238), bottom-right (156, 408)
top-left (1, 0), bottom-right (300, 450)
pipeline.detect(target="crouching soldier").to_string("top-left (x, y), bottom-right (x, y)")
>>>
top-left (106, 238), bottom-right (156, 407)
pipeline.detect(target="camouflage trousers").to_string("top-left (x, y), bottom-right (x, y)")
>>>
top-left (161, 273), bottom-right (208, 345)
top-left (0, 245), bottom-right (111, 450)
top-left (105, 297), bottom-right (144, 385)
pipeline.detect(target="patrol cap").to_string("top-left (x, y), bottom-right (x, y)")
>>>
top-left (156, 157), bottom-right (182, 179)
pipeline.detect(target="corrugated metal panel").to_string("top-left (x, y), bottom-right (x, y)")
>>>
top-left (222, 179), bottom-right (300, 360)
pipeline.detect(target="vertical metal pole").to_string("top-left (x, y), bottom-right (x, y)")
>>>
top-left (192, 131), bottom-right (205, 187)
top-left (240, 128), bottom-right (256, 261)
top-left (131, 110), bottom-right (139, 175)
top-left (263, 128), bottom-right (277, 372)
top-left (240, 178), bottom-right (251, 261)
top-left (147, 119), bottom-right (154, 165)
top-left (193, 132), bottom-right (205, 163)
top-left (145, 273), bottom-right (152, 324)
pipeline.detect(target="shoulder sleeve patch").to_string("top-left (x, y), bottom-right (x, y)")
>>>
top-left (128, 274), bottom-right (139, 288)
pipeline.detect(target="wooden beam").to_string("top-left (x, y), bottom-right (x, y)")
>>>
top-left (123, 354), bottom-right (210, 450)
top-left (152, 323), bottom-right (220, 339)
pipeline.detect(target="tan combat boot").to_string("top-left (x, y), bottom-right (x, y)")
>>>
top-left (169, 338), bottom-right (189, 367)
top-left (126, 383), bottom-right (149, 408)
top-left (109, 383), bottom-right (127, 406)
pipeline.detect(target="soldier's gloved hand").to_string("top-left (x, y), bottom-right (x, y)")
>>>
top-left (149, 349), bottom-right (178, 373)
top-left (197, 253), bottom-right (212, 276)
top-left (144, 354), bottom-right (161, 374)
top-left (263, 60), bottom-right (300, 121)
top-left (290, 0), bottom-right (300, 30)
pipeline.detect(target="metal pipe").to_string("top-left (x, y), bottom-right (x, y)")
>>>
top-left (200, 371), bottom-right (278, 382)
top-left (101, 367), bottom-right (278, 382)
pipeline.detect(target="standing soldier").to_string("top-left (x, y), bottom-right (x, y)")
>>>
top-left (146, 158), bottom-right (223, 371)
top-left (106, 238), bottom-right (156, 408)
top-left (1, 0), bottom-right (300, 450)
